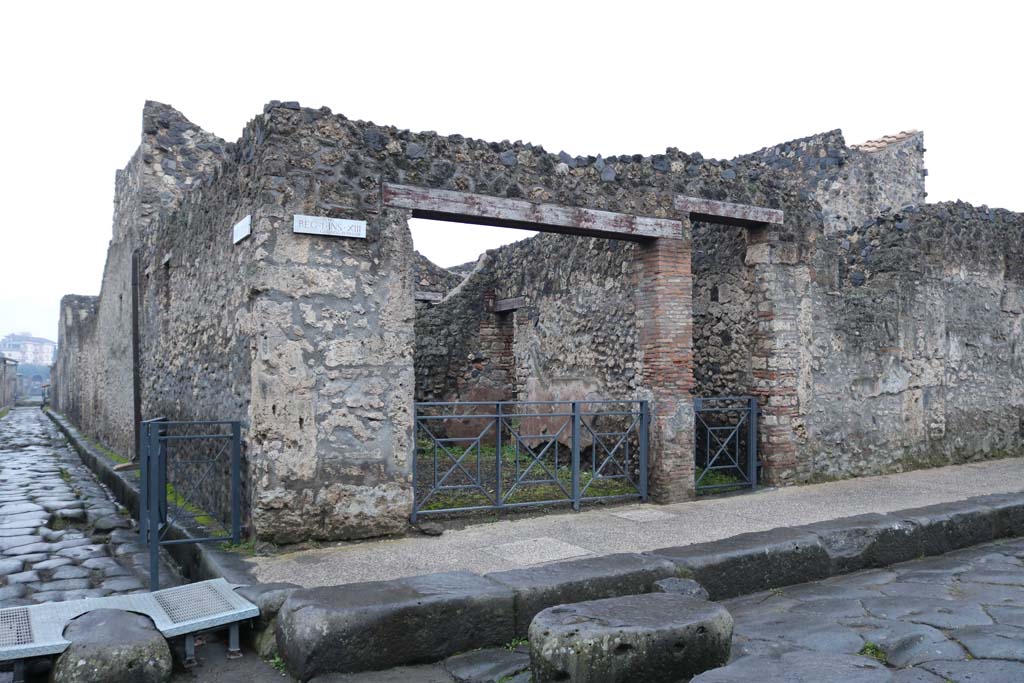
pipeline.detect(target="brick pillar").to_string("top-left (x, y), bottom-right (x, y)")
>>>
top-left (746, 229), bottom-right (804, 484)
top-left (636, 226), bottom-right (696, 503)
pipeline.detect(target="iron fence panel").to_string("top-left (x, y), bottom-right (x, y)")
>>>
top-left (139, 419), bottom-right (241, 590)
top-left (412, 400), bottom-right (648, 520)
top-left (694, 396), bottom-right (759, 493)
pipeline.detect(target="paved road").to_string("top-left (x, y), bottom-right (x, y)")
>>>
top-left (0, 407), bottom-right (159, 606)
top-left (701, 535), bottom-right (1024, 681)
top-left (253, 457), bottom-right (1024, 587)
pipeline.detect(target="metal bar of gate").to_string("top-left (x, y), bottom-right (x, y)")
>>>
top-left (747, 397), bottom-right (759, 491)
top-left (147, 423), bottom-right (161, 591)
top-left (639, 400), bottom-right (649, 502)
top-left (571, 401), bottom-right (581, 512)
top-left (231, 421), bottom-right (242, 544)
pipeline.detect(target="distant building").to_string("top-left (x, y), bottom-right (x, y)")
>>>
top-left (0, 357), bottom-right (16, 409)
top-left (0, 333), bottom-right (56, 365)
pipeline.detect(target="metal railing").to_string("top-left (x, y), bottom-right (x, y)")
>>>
top-left (412, 400), bottom-right (649, 521)
top-left (139, 418), bottom-right (241, 590)
top-left (694, 396), bottom-right (759, 493)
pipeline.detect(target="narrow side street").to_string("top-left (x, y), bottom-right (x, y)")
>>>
top-left (0, 407), bottom-right (155, 606)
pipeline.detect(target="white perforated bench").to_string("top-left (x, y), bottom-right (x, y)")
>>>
top-left (0, 578), bottom-right (258, 681)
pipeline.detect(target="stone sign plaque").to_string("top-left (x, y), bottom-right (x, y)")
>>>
top-left (232, 215), bottom-right (251, 244)
top-left (293, 215), bottom-right (367, 239)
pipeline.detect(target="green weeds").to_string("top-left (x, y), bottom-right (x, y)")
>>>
top-left (858, 642), bottom-right (888, 664)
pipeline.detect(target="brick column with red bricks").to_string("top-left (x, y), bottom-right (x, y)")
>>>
top-left (636, 224), bottom-right (696, 503)
top-left (745, 227), bottom-right (805, 484)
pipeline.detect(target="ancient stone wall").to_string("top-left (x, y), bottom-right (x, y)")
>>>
top-left (53, 295), bottom-right (99, 425)
top-left (692, 222), bottom-right (757, 397)
top-left (63, 96), bottom-right (1010, 542)
top-left (415, 233), bottom-right (640, 406)
top-left (801, 201), bottom-right (1024, 479)
top-left (53, 102), bottom-right (252, 529)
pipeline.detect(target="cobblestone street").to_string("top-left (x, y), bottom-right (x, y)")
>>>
top-left (701, 536), bottom-right (1024, 682)
top-left (0, 407), bottom-right (154, 607)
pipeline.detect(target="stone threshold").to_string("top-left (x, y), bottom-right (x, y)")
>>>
top-left (269, 491), bottom-right (1024, 679)
top-left (44, 410), bottom-right (255, 588)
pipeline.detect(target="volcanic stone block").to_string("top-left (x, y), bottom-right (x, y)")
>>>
top-left (275, 571), bottom-right (514, 679)
top-left (894, 500), bottom-right (997, 556)
top-left (51, 609), bottom-right (172, 683)
top-left (649, 527), bottom-right (831, 599)
top-left (653, 577), bottom-right (710, 600)
top-left (235, 582), bottom-right (300, 658)
top-left (529, 593), bottom-right (732, 683)
top-left (486, 553), bottom-right (678, 636)
top-left (801, 513), bottom-right (922, 573)
top-left (444, 647), bottom-right (530, 682)
top-left (690, 651), bottom-right (893, 682)
top-left (967, 493), bottom-right (1024, 538)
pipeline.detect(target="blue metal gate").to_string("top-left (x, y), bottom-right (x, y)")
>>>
top-left (139, 418), bottom-right (242, 589)
top-left (694, 396), bottom-right (759, 493)
top-left (412, 400), bottom-right (649, 521)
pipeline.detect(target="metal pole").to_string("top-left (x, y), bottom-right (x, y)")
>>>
top-left (748, 397), bottom-right (759, 491)
top-left (148, 426), bottom-right (162, 591)
top-left (495, 403), bottom-right (503, 507)
top-left (158, 423), bottom-right (167, 527)
top-left (639, 401), bottom-right (649, 501)
top-left (227, 623), bottom-right (242, 659)
top-left (138, 422), bottom-right (148, 544)
top-left (571, 402), bottom-right (581, 512)
top-left (231, 421), bottom-right (241, 544)
top-left (410, 408), bottom-right (418, 524)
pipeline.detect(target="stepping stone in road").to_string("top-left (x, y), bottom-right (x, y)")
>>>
top-left (51, 609), bottom-right (173, 683)
top-left (529, 593), bottom-right (733, 683)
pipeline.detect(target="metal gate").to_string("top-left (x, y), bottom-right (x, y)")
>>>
top-left (412, 400), bottom-right (649, 521)
top-left (694, 396), bottom-right (759, 493)
top-left (138, 418), bottom-right (242, 589)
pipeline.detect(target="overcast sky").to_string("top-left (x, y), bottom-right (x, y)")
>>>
top-left (1, 1), bottom-right (1021, 344)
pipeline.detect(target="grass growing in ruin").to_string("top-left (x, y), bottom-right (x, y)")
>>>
top-left (80, 433), bottom-right (130, 464)
top-left (695, 467), bottom-right (747, 495)
top-left (0, 408), bottom-right (9, 420)
top-left (219, 538), bottom-right (259, 555)
top-left (416, 441), bottom-right (639, 512)
top-left (164, 482), bottom-right (221, 530)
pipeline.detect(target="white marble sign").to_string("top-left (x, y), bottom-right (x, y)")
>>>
top-left (293, 215), bottom-right (367, 239)
top-left (232, 215), bottom-right (252, 244)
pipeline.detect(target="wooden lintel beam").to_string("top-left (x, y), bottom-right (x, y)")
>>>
top-left (674, 196), bottom-right (784, 226)
top-left (494, 296), bottom-right (524, 312)
top-left (383, 183), bottom-right (681, 240)
top-left (414, 291), bottom-right (444, 303)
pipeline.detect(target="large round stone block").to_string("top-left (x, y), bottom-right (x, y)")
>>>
top-left (529, 593), bottom-right (733, 683)
top-left (51, 609), bottom-right (172, 683)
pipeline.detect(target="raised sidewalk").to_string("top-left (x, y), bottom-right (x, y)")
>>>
top-left (254, 457), bottom-right (1024, 587)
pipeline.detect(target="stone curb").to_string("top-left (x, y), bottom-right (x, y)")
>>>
top-left (645, 492), bottom-right (1024, 600)
top-left (275, 491), bottom-right (1023, 677)
top-left (45, 409), bottom-right (256, 587)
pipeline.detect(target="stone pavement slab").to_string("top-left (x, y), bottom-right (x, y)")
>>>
top-left (0, 407), bottom-right (178, 607)
top-left (252, 457), bottom-right (1024, 587)
top-left (704, 536), bottom-right (1024, 681)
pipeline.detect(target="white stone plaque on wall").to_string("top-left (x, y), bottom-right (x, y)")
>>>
top-left (232, 215), bottom-right (252, 244)
top-left (293, 215), bottom-right (367, 239)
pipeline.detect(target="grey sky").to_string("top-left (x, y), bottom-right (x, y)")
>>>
top-left (1, 1), bottom-right (1020, 344)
